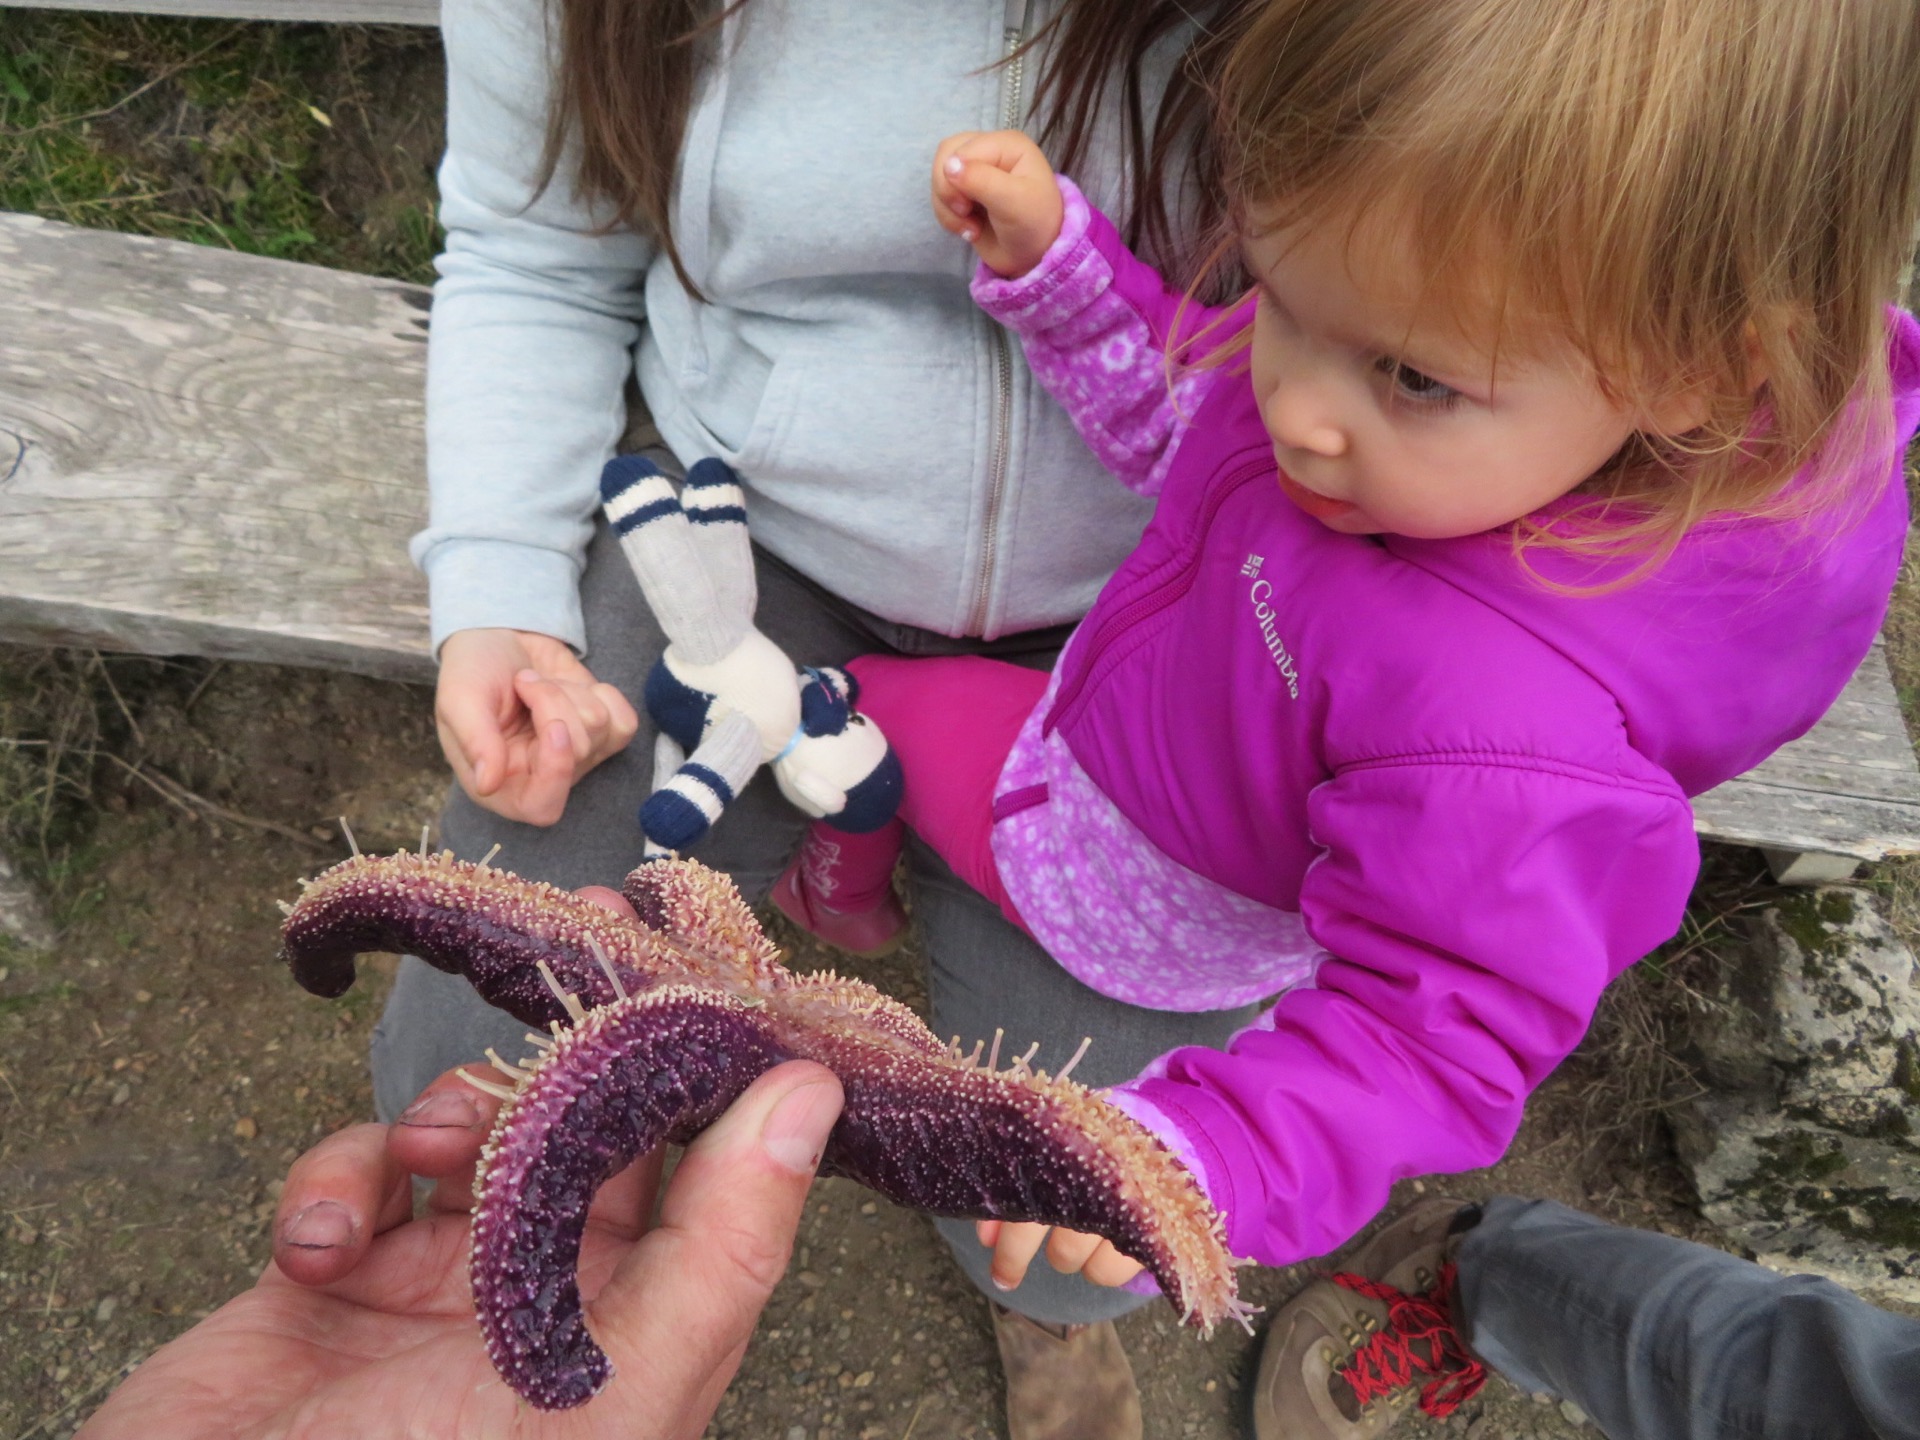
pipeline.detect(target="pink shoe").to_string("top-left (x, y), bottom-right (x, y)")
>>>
top-left (769, 829), bottom-right (909, 959)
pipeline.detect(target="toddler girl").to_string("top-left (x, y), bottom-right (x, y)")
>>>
top-left (771, 0), bottom-right (1920, 1299)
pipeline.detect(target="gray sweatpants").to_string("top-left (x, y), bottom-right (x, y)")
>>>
top-left (1458, 1197), bottom-right (1920, 1440)
top-left (371, 461), bottom-right (1262, 1325)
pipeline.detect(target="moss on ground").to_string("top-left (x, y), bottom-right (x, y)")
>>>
top-left (1770, 888), bottom-right (1860, 972)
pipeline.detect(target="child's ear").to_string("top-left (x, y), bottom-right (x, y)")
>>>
top-left (1639, 387), bottom-right (1713, 437)
top-left (1638, 322), bottom-right (1769, 437)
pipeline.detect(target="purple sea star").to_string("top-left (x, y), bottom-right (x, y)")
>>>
top-left (281, 850), bottom-right (1246, 1410)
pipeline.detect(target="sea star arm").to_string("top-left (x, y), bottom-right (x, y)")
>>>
top-left (280, 852), bottom-right (1249, 1411)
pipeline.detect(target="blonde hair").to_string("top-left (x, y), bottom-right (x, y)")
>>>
top-left (1209, 0), bottom-right (1920, 565)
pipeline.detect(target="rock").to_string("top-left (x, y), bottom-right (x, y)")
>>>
top-left (0, 849), bottom-right (55, 951)
top-left (1675, 887), bottom-right (1920, 1302)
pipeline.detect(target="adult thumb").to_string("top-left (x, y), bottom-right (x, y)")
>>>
top-left (587, 1061), bottom-right (844, 1434)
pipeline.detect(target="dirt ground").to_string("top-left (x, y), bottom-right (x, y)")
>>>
top-left (0, 648), bottom-right (1774, 1440)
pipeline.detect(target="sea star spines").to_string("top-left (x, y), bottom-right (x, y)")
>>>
top-left (470, 985), bottom-right (791, 1410)
top-left (279, 851), bottom-right (670, 1020)
top-left (622, 860), bottom-right (783, 985)
top-left (281, 851), bottom-right (1244, 1408)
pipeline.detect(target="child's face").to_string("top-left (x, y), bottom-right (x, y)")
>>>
top-left (1242, 211), bottom-right (1645, 539)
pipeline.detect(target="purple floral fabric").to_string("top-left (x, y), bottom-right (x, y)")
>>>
top-left (991, 666), bottom-right (1327, 1012)
top-left (971, 178), bottom-right (1226, 498)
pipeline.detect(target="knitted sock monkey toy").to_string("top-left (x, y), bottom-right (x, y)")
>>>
top-left (599, 453), bottom-right (902, 858)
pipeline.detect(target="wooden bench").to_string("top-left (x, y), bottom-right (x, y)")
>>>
top-left (5, 0), bottom-right (1920, 884)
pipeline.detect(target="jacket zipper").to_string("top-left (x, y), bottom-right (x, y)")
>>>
top-left (967, 0), bottom-right (1035, 636)
top-left (1045, 455), bottom-right (1271, 736)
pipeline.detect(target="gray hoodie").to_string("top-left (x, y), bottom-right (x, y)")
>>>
top-left (414, 0), bottom-right (1192, 653)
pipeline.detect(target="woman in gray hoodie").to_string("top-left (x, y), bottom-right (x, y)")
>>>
top-left (377, 2), bottom-right (1262, 1434)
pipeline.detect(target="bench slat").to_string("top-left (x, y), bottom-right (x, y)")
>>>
top-left (3, 0), bottom-right (438, 24)
top-left (7, 212), bottom-right (1920, 864)
top-left (0, 212), bottom-right (434, 682)
top-left (1694, 640), bottom-right (1920, 861)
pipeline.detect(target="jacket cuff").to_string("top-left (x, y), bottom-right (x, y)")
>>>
top-left (969, 176), bottom-right (1108, 333)
top-left (1104, 1081), bottom-right (1233, 1226)
top-left (417, 537), bottom-right (586, 657)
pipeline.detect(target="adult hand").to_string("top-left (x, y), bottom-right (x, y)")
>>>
top-left (976, 1218), bottom-right (1145, 1293)
top-left (931, 129), bottom-right (1067, 279)
top-left (79, 1058), bottom-right (845, 1440)
top-left (435, 627), bottom-right (640, 826)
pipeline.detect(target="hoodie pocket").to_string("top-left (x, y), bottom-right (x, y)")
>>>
top-left (728, 348), bottom-right (980, 535)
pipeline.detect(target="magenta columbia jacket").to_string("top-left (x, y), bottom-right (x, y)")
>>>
top-left (972, 180), bottom-right (1920, 1268)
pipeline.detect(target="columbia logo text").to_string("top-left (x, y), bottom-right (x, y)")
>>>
top-left (1248, 577), bottom-right (1300, 700)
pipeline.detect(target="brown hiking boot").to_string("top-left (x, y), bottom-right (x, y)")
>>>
top-left (990, 1301), bottom-right (1144, 1440)
top-left (1247, 1198), bottom-right (1486, 1440)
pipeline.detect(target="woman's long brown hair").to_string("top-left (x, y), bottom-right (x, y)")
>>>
top-left (538, 0), bottom-right (1252, 295)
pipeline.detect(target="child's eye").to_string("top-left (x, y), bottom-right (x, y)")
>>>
top-left (1375, 357), bottom-right (1462, 408)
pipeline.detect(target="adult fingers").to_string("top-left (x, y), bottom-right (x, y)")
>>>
top-left (514, 669), bottom-right (593, 764)
top-left (387, 1069), bottom-right (501, 1185)
top-left (272, 1123), bottom-right (412, 1287)
top-left (575, 883), bottom-right (636, 920)
top-left (591, 680), bottom-right (641, 759)
top-left (588, 1061), bottom-right (844, 1438)
top-left (505, 715), bottom-right (578, 827)
top-left (434, 686), bottom-right (509, 800)
top-left (987, 1220), bottom-right (1051, 1292)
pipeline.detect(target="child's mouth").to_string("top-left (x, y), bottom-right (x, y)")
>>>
top-left (1276, 468), bottom-right (1358, 522)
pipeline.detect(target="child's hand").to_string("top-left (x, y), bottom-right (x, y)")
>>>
top-left (976, 1218), bottom-right (1146, 1292)
top-left (435, 627), bottom-right (640, 826)
top-left (932, 130), bottom-right (1066, 279)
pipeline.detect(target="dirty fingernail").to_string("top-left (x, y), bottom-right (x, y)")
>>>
top-left (282, 1200), bottom-right (356, 1251)
top-left (760, 1079), bottom-right (841, 1174)
top-left (398, 1089), bottom-right (482, 1129)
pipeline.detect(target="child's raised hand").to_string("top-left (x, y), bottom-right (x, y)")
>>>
top-left (932, 130), bottom-right (1066, 279)
top-left (435, 627), bottom-right (640, 827)
top-left (976, 1218), bottom-right (1146, 1292)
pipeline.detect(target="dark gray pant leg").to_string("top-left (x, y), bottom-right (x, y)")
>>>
top-left (912, 840), bottom-right (1265, 1327)
top-left (1456, 1196), bottom-right (1920, 1440)
top-left (370, 518), bottom-right (870, 1121)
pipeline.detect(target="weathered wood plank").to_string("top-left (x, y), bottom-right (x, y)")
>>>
top-left (0, 211), bottom-right (434, 682)
top-left (2, 0), bottom-right (439, 24)
top-left (1694, 641), bottom-right (1920, 861)
top-left (4, 210), bottom-right (1920, 866)
top-left (1725, 638), bottom-right (1918, 803)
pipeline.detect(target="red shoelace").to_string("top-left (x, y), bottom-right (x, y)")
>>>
top-left (1327, 1262), bottom-right (1488, 1418)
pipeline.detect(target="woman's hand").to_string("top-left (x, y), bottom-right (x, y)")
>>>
top-left (435, 627), bottom-right (640, 826)
top-left (976, 1218), bottom-right (1146, 1292)
top-left (79, 1058), bottom-right (845, 1440)
top-left (931, 129), bottom-right (1066, 279)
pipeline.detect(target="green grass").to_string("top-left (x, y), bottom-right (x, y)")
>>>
top-left (0, 11), bottom-right (442, 282)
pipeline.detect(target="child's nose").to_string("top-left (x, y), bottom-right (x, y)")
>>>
top-left (1261, 380), bottom-right (1348, 458)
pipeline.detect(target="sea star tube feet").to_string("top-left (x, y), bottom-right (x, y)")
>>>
top-left (279, 851), bottom-right (1247, 1410)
